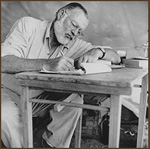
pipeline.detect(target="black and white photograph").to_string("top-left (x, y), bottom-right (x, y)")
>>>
top-left (1, 1), bottom-right (148, 148)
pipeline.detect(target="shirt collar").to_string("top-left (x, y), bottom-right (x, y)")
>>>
top-left (44, 22), bottom-right (52, 40)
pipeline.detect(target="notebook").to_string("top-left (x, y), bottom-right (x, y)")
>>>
top-left (40, 60), bottom-right (112, 75)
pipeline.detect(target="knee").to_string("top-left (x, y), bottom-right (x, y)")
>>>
top-left (70, 94), bottom-right (83, 115)
top-left (71, 94), bottom-right (83, 104)
top-left (1, 97), bottom-right (20, 125)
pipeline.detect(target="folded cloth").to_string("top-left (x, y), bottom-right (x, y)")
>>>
top-left (42, 138), bottom-right (55, 148)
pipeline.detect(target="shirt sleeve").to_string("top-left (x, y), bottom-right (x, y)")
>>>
top-left (66, 38), bottom-right (113, 60)
top-left (1, 17), bottom-right (34, 58)
top-left (66, 38), bottom-right (94, 59)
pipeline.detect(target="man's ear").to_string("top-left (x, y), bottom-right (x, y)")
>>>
top-left (56, 9), bottom-right (66, 21)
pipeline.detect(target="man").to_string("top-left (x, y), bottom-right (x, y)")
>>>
top-left (1, 2), bottom-right (121, 148)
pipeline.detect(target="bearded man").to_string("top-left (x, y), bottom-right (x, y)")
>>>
top-left (1, 2), bottom-right (120, 148)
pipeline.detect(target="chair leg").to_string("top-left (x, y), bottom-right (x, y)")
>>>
top-left (75, 113), bottom-right (82, 148)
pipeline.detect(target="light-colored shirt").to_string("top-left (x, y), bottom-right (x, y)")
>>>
top-left (1, 17), bottom-right (96, 97)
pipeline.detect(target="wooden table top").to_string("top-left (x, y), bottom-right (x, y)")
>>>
top-left (15, 68), bottom-right (148, 88)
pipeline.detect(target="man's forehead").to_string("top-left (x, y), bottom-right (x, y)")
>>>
top-left (68, 9), bottom-right (89, 29)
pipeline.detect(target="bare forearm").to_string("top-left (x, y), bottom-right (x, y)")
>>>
top-left (1, 55), bottom-right (47, 73)
top-left (77, 47), bottom-right (121, 65)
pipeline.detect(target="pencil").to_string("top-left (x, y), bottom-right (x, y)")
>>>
top-left (60, 50), bottom-right (64, 56)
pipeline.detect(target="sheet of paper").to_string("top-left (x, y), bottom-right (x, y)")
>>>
top-left (40, 68), bottom-right (84, 75)
top-left (110, 65), bottom-right (125, 69)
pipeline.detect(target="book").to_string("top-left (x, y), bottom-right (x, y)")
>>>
top-left (122, 58), bottom-right (148, 68)
top-left (40, 60), bottom-right (112, 75)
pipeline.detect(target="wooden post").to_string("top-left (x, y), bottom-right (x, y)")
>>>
top-left (137, 74), bottom-right (148, 147)
top-left (21, 87), bottom-right (33, 147)
top-left (75, 113), bottom-right (82, 148)
top-left (108, 95), bottom-right (122, 148)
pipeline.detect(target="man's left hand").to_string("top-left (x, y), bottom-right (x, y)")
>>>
top-left (76, 47), bottom-right (121, 68)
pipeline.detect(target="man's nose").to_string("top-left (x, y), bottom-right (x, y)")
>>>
top-left (71, 28), bottom-right (78, 37)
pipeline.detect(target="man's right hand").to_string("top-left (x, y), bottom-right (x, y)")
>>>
top-left (43, 56), bottom-right (74, 71)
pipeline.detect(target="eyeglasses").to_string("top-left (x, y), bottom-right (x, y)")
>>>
top-left (65, 11), bottom-right (84, 37)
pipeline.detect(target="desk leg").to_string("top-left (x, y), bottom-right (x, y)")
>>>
top-left (108, 95), bottom-right (122, 148)
top-left (21, 87), bottom-right (33, 148)
top-left (137, 74), bottom-right (148, 147)
top-left (75, 113), bottom-right (82, 148)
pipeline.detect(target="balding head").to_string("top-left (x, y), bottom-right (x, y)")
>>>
top-left (56, 2), bottom-right (88, 19)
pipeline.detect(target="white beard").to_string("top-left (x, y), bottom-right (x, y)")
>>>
top-left (54, 20), bottom-right (70, 45)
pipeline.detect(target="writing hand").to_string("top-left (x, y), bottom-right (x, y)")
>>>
top-left (43, 56), bottom-right (74, 71)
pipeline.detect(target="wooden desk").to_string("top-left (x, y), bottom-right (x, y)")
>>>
top-left (15, 68), bottom-right (148, 148)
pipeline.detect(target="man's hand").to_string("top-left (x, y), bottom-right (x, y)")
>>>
top-left (76, 47), bottom-right (121, 68)
top-left (43, 56), bottom-right (74, 71)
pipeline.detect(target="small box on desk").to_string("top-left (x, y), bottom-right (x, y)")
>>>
top-left (122, 57), bottom-right (148, 69)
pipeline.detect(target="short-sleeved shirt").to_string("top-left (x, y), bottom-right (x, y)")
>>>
top-left (1, 17), bottom-right (96, 97)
